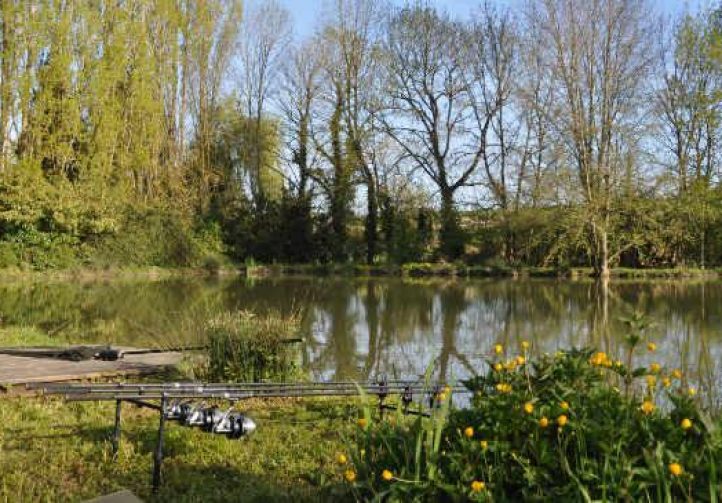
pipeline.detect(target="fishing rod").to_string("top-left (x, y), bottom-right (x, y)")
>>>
top-left (38, 377), bottom-right (469, 493)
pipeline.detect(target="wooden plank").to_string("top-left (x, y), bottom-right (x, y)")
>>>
top-left (0, 349), bottom-right (182, 387)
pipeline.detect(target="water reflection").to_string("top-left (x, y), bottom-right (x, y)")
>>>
top-left (0, 276), bottom-right (719, 402)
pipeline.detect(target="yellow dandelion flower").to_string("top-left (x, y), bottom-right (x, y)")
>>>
top-left (357, 418), bottom-right (368, 429)
top-left (557, 414), bottom-right (568, 427)
top-left (669, 463), bottom-right (683, 476)
top-left (646, 375), bottom-right (657, 388)
top-left (539, 416), bottom-right (549, 428)
top-left (516, 355), bottom-right (526, 365)
top-left (479, 440), bottom-right (488, 450)
top-left (381, 469), bottom-right (393, 481)
top-left (647, 342), bottom-right (657, 352)
top-left (344, 469), bottom-right (356, 482)
top-left (471, 480), bottom-right (486, 492)
top-left (464, 426), bottom-right (474, 438)
top-left (494, 362), bottom-right (503, 372)
top-left (437, 392), bottom-right (448, 402)
top-left (494, 344), bottom-right (504, 355)
top-left (336, 453), bottom-right (347, 465)
top-left (615, 360), bottom-right (623, 367)
top-left (523, 402), bottom-right (534, 414)
top-left (681, 418), bottom-right (692, 430)
top-left (688, 387), bottom-right (697, 396)
top-left (662, 377), bottom-right (672, 388)
top-left (649, 363), bottom-right (661, 374)
top-left (672, 369), bottom-right (683, 379)
top-left (560, 401), bottom-right (569, 411)
top-left (640, 400), bottom-right (655, 415)
top-left (521, 341), bottom-right (530, 351)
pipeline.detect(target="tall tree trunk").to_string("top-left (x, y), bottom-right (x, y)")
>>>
top-left (439, 187), bottom-right (463, 260)
top-left (365, 180), bottom-right (378, 265)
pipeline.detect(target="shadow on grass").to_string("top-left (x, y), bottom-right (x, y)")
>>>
top-left (146, 463), bottom-right (338, 503)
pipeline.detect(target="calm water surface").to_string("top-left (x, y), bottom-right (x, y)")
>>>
top-left (1, 276), bottom-right (720, 401)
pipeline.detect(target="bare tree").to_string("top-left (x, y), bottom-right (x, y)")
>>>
top-left (657, 13), bottom-right (722, 195)
top-left (279, 39), bottom-right (323, 199)
top-left (530, 0), bottom-right (656, 277)
top-left (237, 0), bottom-right (291, 207)
top-left (380, 4), bottom-right (503, 259)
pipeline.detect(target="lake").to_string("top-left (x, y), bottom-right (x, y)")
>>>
top-left (1, 275), bottom-right (719, 403)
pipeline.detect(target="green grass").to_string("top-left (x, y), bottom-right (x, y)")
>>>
top-left (0, 396), bottom-right (354, 502)
top-left (0, 326), bottom-right (66, 347)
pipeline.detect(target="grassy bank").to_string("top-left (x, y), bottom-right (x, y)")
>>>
top-left (0, 396), bottom-right (353, 502)
top-left (245, 262), bottom-right (720, 280)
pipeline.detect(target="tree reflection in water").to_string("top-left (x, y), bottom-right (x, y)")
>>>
top-left (0, 276), bottom-right (719, 402)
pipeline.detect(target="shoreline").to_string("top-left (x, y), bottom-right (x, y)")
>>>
top-left (0, 263), bottom-right (717, 283)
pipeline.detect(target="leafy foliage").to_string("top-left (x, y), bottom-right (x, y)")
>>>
top-left (338, 346), bottom-right (722, 501)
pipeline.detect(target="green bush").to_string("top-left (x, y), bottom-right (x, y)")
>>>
top-left (204, 311), bottom-right (302, 382)
top-left (337, 346), bottom-right (722, 501)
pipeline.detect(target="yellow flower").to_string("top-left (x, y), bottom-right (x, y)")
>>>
top-left (647, 342), bottom-right (657, 352)
top-left (494, 344), bottom-right (503, 355)
top-left (336, 453), bottom-right (347, 465)
top-left (381, 469), bottom-right (393, 481)
top-left (539, 416), bottom-right (549, 428)
top-left (662, 377), bottom-right (672, 388)
top-left (669, 463), bottom-right (683, 477)
top-left (521, 341), bottom-right (530, 351)
top-left (523, 402), bottom-right (534, 414)
top-left (464, 426), bottom-right (474, 438)
top-left (672, 369), bottom-right (683, 379)
top-left (504, 360), bottom-right (517, 371)
top-left (640, 400), bottom-right (655, 415)
top-left (494, 362), bottom-right (503, 372)
top-left (344, 469), bottom-right (356, 483)
top-left (646, 375), bottom-right (657, 388)
top-left (557, 415), bottom-right (568, 427)
top-left (649, 363), bottom-right (661, 374)
top-left (681, 418), bottom-right (693, 430)
top-left (471, 480), bottom-right (486, 492)
top-left (615, 360), bottom-right (623, 368)
top-left (589, 351), bottom-right (612, 367)
top-left (688, 387), bottom-right (697, 396)
top-left (516, 355), bottom-right (526, 365)
top-left (437, 392), bottom-right (448, 402)
top-left (560, 401), bottom-right (569, 411)
top-left (444, 385), bottom-right (452, 394)
top-left (357, 418), bottom-right (368, 429)
top-left (479, 440), bottom-right (488, 450)
top-left (495, 383), bottom-right (512, 393)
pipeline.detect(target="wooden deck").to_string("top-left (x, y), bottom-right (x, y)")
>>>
top-left (0, 347), bottom-right (182, 388)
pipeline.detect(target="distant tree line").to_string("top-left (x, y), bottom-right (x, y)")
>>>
top-left (1, 0), bottom-right (722, 275)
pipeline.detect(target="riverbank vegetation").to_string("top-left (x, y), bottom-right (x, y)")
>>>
top-left (2, 340), bottom-right (721, 501)
top-left (1, 1), bottom-right (722, 275)
top-left (337, 344), bottom-right (722, 500)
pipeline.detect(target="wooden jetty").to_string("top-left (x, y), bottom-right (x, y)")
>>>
top-left (0, 346), bottom-right (182, 390)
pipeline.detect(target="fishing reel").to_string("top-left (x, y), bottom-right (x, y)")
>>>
top-left (179, 402), bottom-right (206, 426)
top-left (201, 406), bottom-right (225, 432)
top-left (164, 400), bottom-right (189, 421)
top-left (212, 411), bottom-right (257, 439)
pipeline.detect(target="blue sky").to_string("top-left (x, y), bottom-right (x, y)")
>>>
top-left (278, 0), bottom-right (706, 38)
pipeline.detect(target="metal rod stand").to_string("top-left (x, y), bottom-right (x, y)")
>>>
top-left (152, 394), bottom-right (167, 494)
top-left (112, 400), bottom-right (122, 457)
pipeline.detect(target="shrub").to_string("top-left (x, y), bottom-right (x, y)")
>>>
top-left (204, 311), bottom-right (302, 382)
top-left (336, 345), bottom-right (722, 501)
